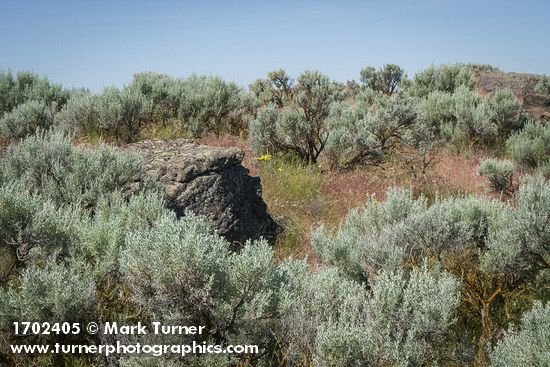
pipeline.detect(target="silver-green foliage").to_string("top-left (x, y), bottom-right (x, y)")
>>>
top-left (279, 262), bottom-right (460, 367)
top-left (489, 301), bottom-right (550, 367)
top-left (0, 189), bottom-right (164, 278)
top-left (121, 212), bottom-right (281, 349)
top-left (0, 258), bottom-right (95, 323)
top-left (534, 75), bottom-right (550, 95)
top-left (485, 88), bottom-right (524, 136)
top-left (249, 69), bottom-right (294, 107)
top-left (0, 100), bottom-right (53, 141)
top-left (416, 90), bottom-right (456, 135)
top-left (277, 261), bottom-right (368, 366)
top-left (314, 188), bottom-right (506, 284)
top-left (74, 191), bottom-right (166, 279)
top-left (250, 70), bottom-right (339, 163)
top-left (54, 90), bottom-right (99, 135)
top-left (363, 267), bottom-right (460, 367)
top-left (1, 130), bottom-right (150, 209)
top-left (56, 86), bottom-right (153, 142)
top-left (313, 188), bottom-right (422, 282)
top-left (326, 91), bottom-right (417, 169)
top-left (97, 86), bottom-right (153, 142)
top-left (57, 73), bottom-right (253, 140)
top-left (0, 255), bottom-right (96, 365)
top-left (0, 69), bottom-right (69, 118)
top-left (418, 86), bottom-right (522, 146)
top-left (478, 158), bottom-right (515, 194)
top-left (359, 64), bottom-right (406, 95)
top-left (507, 119), bottom-right (550, 174)
top-left (453, 85), bottom-right (498, 142)
top-left (179, 74), bottom-right (253, 137)
top-left (130, 72), bottom-right (184, 121)
top-left (0, 183), bottom-right (77, 274)
top-left (483, 175), bottom-right (550, 275)
top-left (409, 63), bottom-right (498, 97)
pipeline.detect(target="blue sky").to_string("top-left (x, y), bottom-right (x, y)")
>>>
top-left (1, 0), bottom-right (549, 91)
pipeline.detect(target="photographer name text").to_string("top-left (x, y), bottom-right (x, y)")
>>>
top-left (104, 322), bottom-right (205, 335)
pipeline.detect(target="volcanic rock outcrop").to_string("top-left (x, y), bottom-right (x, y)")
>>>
top-left (124, 139), bottom-right (277, 245)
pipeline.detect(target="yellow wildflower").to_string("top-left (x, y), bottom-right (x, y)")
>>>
top-left (254, 154), bottom-right (272, 161)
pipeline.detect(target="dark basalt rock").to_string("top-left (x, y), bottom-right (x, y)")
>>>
top-left (123, 139), bottom-right (277, 245)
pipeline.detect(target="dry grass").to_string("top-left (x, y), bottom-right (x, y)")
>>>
top-left (431, 150), bottom-right (487, 197)
top-left (139, 118), bottom-right (190, 141)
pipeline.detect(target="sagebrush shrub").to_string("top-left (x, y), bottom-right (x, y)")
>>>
top-left (129, 72), bottom-right (184, 124)
top-left (74, 191), bottom-right (166, 280)
top-left (359, 64), bottom-right (406, 95)
top-left (489, 301), bottom-right (550, 367)
top-left (58, 86), bottom-right (154, 142)
top-left (483, 175), bottom-right (550, 275)
top-left (0, 257), bottom-right (96, 365)
top-left (121, 212), bottom-right (281, 354)
top-left (250, 70), bottom-right (340, 163)
top-left (56, 73), bottom-right (252, 141)
top-left (313, 188), bottom-right (423, 282)
top-left (414, 85), bottom-right (520, 147)
top-left (0, 183), bottom-right (76, 274)
top-left (408, 63), bottom-right (498, 97)
top-left (0, 70), bottom-right (16, 116)
top-left (54, 91), bottom-right (99, 135)
top-left (179, 74), bottom-right (252, 137)
top-left (454, 85), bottom-right (499, 143)
top-left (364, 267), bottom-right (460, 366)
top-left (0, 100), bottom-right (53, 141)
top-left (0, 258), bottom-right (95, 324)
top-left (278, 261), bottom-right (368, 366)
top-left (11, 71), bottom-right (68, 108)
top-left (1, 130), bottom-right (152, 209)
top-left (0, 69), bottom-right (68, 118)
top-left (326, 91), bottom-right (417, 169)
top-left (534, 75), bottom-right (550, 95)
top-left (478, 158), bottom-right (515, 194)
top-left (96, 86), bottom-right (153, 142)
top-left (416, 90), bottom-right (455, 136)
top-left (507, 119), bottom-right (550, 170)
top-left (314, 187), bottom-right (508, 283)
top-left (249, 69), bottom-right (294, 107)
top-left (485, 88), bottom-right (524, 136)
top-left (282, 263), bottom-right (460, 367)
